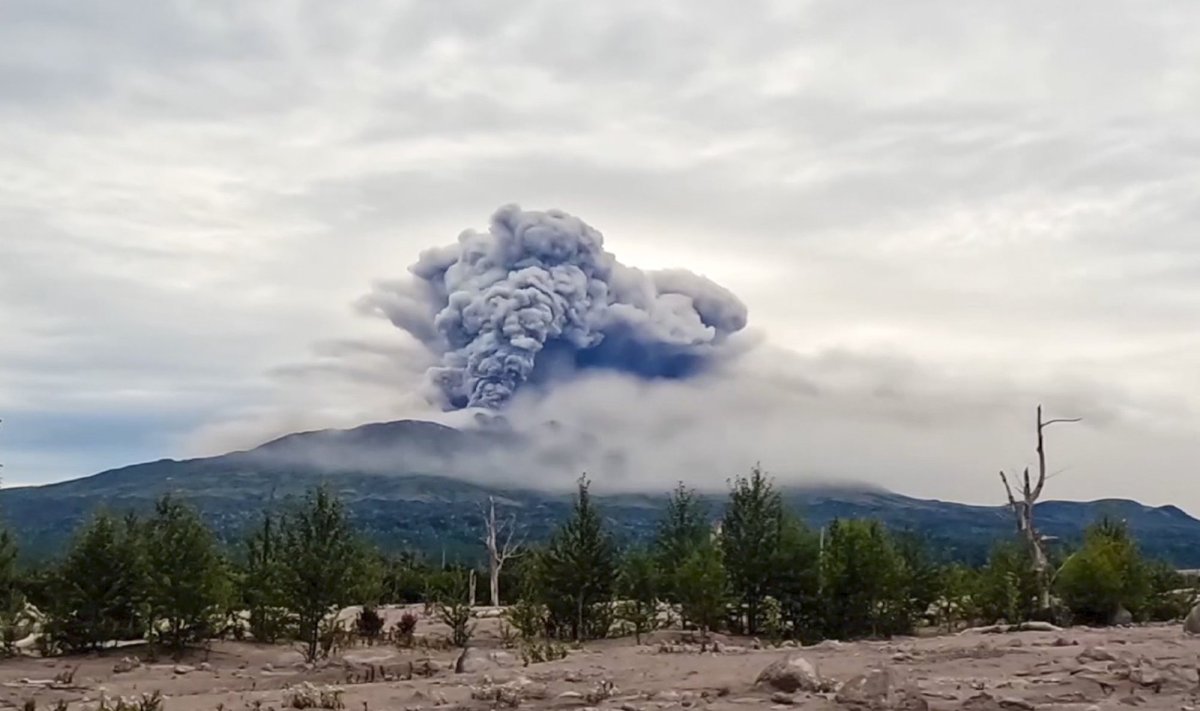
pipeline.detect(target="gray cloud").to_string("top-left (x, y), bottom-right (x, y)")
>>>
top-left (1, 0), bottom-right (1198, 513)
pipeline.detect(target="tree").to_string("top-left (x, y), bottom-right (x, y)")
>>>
top-left (240, 511), bottom-right (289, 643)
top-left (539, 475), bottom-right (617, 641)
top-left (143, 496), bottom-right (230, 658)
top-left (820, 519), bottom-right (906, 639)
top-left (676, 542), bottom-right (727, 643)
top-left (890, 532), bottom-right (941, 634)
top-left (654, 483), bottom-right (710, 599)
top-left (998, 405), bottom-right (1080, 610)
top-left (769, 515), bottom-right (821, 640)
top-left (278, 487), bottom-right (369, 662)
top-left (436, 571), bottom-right (476, 648)
top-left (1056, 517), bottom-right (1149, 625)
top-left (935, 564), bottom-right (977, 632)
top-left (974, 541), bottom-right (1040, 625)
top-left (616, 548), bottom-right (659, 644)
top-left (44, 512), bottom-right (148, 652)
top-left (720, 464), bottom-right (785, 634)
top-left (0, 526), bottom-right (28, 656)
top-left (480, 496), bottom-right (523, 607)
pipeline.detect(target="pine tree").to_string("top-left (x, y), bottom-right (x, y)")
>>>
top-left (278, 486), bottom-right (368, 661)
top-left (770, 514), bottom-right (821, 640)
top-left (539, 476), bottom-right (617, 641)
top-left (144, 496), bottom-right (230, 658)
top-left (653, 483), bottom-right (710, 600)
top-left (0, 527), bottom-right (27, 655)
top-left (676, 542), bottom-right (727, 642)
top-left (720, 464), bottom-right (784, 634)
top-left (45, 512), bottom-right (148, 652)
top-left (241, 511), bottom-right (289, 642)
top-left (1056, 517), bottom-right (1150, 625)
top-left (820, 519), bottom-right (905, 638)
top-left (616, 548), bottom-right (659, 644)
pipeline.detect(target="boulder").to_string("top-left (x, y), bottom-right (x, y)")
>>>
top-left (455, 647), bottom-right (518, 674)
top-left (835, 666), bottom-right (928, 711)
top-left (1183, 603), bottom-right (1200, 634)
top-left (755, 654), bottom-right (824, 693)
top-left (1113, 605), bottom-right (1133, 626)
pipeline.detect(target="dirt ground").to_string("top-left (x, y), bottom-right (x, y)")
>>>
top-left (4, 607), bottom-right (1200, 711)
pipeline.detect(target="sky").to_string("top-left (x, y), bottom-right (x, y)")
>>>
top-left (2, 1), bottom-right (1199, 509)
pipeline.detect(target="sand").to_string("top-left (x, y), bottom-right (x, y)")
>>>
top-left (4, 608), bottom-right (1200, 711)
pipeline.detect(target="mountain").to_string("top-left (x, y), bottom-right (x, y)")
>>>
top-left (3, 419), bottom-right (1200, 566)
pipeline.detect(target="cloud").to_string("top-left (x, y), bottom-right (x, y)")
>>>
top-left (0, 0), bottom-right (1197, 512)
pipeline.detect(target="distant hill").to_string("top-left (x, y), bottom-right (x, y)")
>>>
top-left (3, 419), bottom-right (1199, 566)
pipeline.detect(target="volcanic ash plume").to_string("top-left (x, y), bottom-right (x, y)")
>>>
top-left (360, 205), bottom-right (749, 410)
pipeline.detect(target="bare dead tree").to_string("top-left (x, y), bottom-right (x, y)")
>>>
top-left (999, 404), bottom-right (1081, 610)
top-left (480, 496), bottom-right (523, 607)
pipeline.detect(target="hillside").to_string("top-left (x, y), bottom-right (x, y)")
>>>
top-left (3, 419), bottom-right (1199, 566)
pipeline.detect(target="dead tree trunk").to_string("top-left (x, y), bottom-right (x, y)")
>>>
top-left (481, 496), bottom-right (523, 607)
top-left (999, 404), bottom-right (1080, 612)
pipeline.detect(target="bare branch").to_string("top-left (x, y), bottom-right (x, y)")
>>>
top-left (999, 471), bottom-right (1018, 508)
top-left (1041, 418), bottom-right (1082, 427)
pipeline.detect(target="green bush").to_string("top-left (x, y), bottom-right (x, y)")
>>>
top-left (1056, 518), bottom-right (1149, 625)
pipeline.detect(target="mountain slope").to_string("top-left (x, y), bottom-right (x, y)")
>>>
top-left (3, 419), bottom-right (1198, 566)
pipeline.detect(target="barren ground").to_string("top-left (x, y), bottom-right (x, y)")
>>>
top-left (4, 608), bottom-right (1200, 711)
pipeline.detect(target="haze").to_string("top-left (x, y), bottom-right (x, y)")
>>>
top-left (2, 1), bottom-right (1198, 511)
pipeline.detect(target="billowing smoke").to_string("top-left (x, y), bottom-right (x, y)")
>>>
top-left (360, 205), bottom-right (749, 409)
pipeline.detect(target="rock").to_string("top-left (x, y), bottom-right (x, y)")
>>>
top-left (198, 662), bottom-right (213, 672)
top-left (1076, 646), bottom-right (1118, 663)
top-left (173, 664), bottom-right (195, 675)
top-left (755, 654), bottom-right (824, 693)
top-left (835, 666), bottom-right (928, 711)
top-left (454, 647), bottom-right (518, 674)
top-left (1113, 605), bottom-right (1133, 626)
top-left (770, 691), bottom-right (797, 705)
top-left (1051, 637), bottom-right (1076, 647)
top-left (113, 657), bottom-right (141, 674)
top-left (262, 663), bottom-right (274, 672)
top-left (1184, 603), bottom-right (1200, 634)
top-left (960, 692), bottom-right (1035, 710)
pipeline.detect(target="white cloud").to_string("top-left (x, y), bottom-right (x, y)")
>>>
top-left (2, 0), bottom-right (1199, 510)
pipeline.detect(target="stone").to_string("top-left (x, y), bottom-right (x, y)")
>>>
top-left (755, 654), bottom-right (824, 693)
top-left (1113, 606), bottom-right (1133, 626)
top-left (770, 691), bottom-right (796, 705)
top-left (1076, 646), bottom-right (1118, 663)
top-left (1183, 603), bottom-right (1200, 634)
top-left (835, 666), bottom-right (928, 710)
top-left (454, 647), bottom-right (518, 674)
top-left (173, 664), bottom-right (195, 675)
top-left (960, 692), bottom-right (1036, 710)
top-left (113, 657), bottom-right (140, 674)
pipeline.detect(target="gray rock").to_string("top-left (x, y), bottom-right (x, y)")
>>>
top-left (1077, 646), bottom-right (1118, 663)
top-left (1184, 603), bottom-right (1200, 634)
top-left (755, 654), bottom-right (823, 693)
top-left (835, 666), bottom-right (928, 711)
top-left (455, 647), bottom-right (518, 674)
top-left (1113, 605), bottom-right (1133, 626)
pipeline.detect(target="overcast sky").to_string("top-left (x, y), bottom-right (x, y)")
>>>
top-left (2, 1), bottom-right (1199, 510)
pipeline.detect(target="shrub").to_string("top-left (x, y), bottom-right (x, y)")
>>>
top-left (355, 606), bottom-right (385, 644)
top-left (1056, 518), bottom-right (1149, 625)
top-left (437, 598), bottom-right (475, 648)
top-left (389, 611), bottom-right (417, 647)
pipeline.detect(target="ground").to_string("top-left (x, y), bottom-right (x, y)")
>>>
top-left (4, 608), bottom-right (1200, 711)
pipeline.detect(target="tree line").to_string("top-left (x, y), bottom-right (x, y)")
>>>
top-left (0, 466), bottom-right (1193, 661)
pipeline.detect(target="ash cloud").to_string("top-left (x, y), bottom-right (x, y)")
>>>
top-left (359, 205), bottom-right (748, 409)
